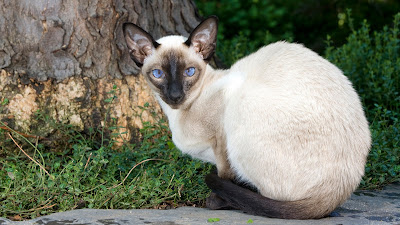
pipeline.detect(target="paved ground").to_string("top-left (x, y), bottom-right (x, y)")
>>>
top-left (1, 183), bottom-right (399, 225)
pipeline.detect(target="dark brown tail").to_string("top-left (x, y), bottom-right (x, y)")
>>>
top-left (205, 172), bottom-right (333, 219)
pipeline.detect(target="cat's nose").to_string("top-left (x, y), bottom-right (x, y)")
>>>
top-left (168, 89), bottom-right (184, 102)
top-left (168, 83), bottom-right (184, 103)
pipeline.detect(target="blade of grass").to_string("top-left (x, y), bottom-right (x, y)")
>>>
top-left (108, 158), bottom-right (168, 189)
top-left (7, 133), bottom-right (54, 180)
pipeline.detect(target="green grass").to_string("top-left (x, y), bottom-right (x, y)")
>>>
top-left (0, 105), bottom-right (213, 220)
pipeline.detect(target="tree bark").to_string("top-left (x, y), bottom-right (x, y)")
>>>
top-left (0, 0), bottom-right (201, 147)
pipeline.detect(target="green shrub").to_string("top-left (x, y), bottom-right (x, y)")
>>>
top-left (196, 0), bottom-right (293, 66)
top-left (196, 0), bottom-right (400, 55)
top-left (325, 13), bottom-right (400, 189)
top-left (196, 0), bottom-right (294, 45)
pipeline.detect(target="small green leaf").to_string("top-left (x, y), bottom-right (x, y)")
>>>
top-left (1, 98), bottom-right (9, 105)
top-left (207, 218), bottom-right (220, 222)
top-left (167, 141), bottom-right (175, 149)
top-left (104, 98), bottom-right (113, 103)
top-left (247, 219), bottom-right (254, 223)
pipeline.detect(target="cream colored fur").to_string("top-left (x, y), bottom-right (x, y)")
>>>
top-left (129, 28), bottom-right (371, 217)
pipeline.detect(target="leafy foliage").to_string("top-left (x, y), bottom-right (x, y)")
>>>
top-left (196, 0), bottom-right (293, 66)
top-left (0, 104), bottom-right (212, 220)
top-left (196, 0), bottom-right (400, 64)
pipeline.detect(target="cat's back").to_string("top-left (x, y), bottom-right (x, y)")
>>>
top-left (231, 41), bottom-right (341, 83)
top-left (225, 41), bottom-right (367, 132)
top-left (228, 41), bottom-right (358, 108)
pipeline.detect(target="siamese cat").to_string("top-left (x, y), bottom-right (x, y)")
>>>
top-left (123, 16), bottom-right (371, 219)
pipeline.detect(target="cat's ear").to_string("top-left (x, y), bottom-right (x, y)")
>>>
top-left (123, 23), bottom-right (160, 67)
top-left (185, 16), bottom-right (218, 61)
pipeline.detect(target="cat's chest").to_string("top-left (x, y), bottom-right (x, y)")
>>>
top-left (158, 97), bottom-right (217, 163)
top-left (169, 117), bottom-right (216, 163)
top-left (169, 112), bottom-right (212, 150)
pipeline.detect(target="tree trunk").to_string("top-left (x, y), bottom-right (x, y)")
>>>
top-left (0, 0), bottom-right (201, 147)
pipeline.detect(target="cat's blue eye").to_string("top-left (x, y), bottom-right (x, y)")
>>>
top-left (185, 67), bottom-right (196, 77)
top-left (152, 69), bottom-right (164, 78)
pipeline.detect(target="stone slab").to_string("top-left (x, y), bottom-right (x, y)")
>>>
top-left (1, 183), bottom-right (399, 225)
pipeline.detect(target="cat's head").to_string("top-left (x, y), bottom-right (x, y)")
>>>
top-left (123, 16), bottom-right (218, 109)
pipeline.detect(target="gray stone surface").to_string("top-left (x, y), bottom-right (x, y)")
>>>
top-left (1, 183), bottom-right (399, 225)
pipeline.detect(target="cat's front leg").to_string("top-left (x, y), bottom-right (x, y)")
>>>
top-left (217, 164), bottom-right (235, 180)
top-left (212, 134), bottom-right (235, 180)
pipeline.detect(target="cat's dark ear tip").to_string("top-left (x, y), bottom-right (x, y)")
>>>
top-left (202, 15), bottom-right (219, 26)
top-left (122, 22), bottom-right (135, 36)
top-left (122, 22), bottom-right (132, 30)
top-left (184, 15), bottom-right (219, 47)
top-left (207, 15), bottom-right (219, 22)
